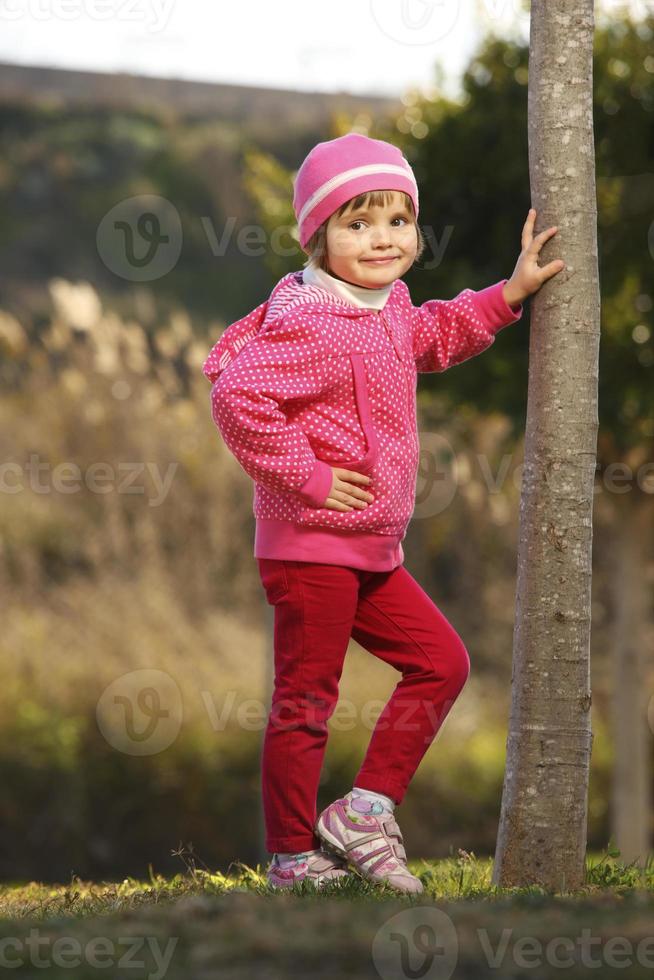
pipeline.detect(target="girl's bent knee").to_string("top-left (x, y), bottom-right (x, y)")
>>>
top-left (452, 640), bottom-right (471, 689)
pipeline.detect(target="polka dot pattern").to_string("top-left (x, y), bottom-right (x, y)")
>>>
top-left (202, 270), bottom-right (522, 567)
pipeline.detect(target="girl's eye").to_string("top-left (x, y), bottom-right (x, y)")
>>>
top-left (348, 217), bottom-right (408, 231)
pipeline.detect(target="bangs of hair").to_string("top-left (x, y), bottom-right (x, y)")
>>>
top-left (335, 190), bottom-right (416, 219)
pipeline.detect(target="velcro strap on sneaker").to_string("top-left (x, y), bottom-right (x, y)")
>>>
top-left (383, 817), bottom-right (407, 863)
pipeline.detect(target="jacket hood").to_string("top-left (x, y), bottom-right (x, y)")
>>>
top-left (202, 269), bottom-right (393, 383)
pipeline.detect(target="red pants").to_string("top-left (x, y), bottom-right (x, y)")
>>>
top-left (256, 558), bottom-right (471, 853)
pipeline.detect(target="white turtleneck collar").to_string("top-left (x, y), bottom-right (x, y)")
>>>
top-left (302, 260), bottom-right (393, 311)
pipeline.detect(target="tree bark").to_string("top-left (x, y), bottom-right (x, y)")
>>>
top-left (492, 0), bottom-right (600, 891)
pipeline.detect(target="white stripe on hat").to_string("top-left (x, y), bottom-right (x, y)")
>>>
top-left (297, 163), bottom-right (418, 227)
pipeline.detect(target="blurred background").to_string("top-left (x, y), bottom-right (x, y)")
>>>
top-left (0, 0), bottom-right (652, 883)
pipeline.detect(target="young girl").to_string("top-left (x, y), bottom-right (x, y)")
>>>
top-left (203, 132), bottom-right (564, 893)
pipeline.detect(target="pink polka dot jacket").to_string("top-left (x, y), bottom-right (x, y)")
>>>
top-left (202, 270), bottom-right (523, 571)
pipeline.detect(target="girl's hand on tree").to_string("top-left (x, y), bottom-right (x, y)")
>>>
top-left (321, 467), bottom-right (374, 512)
top-left (502, 208), bottom-right (566, 307)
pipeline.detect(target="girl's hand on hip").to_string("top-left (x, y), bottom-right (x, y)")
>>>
top-left (502, 208), bottom-right (566, 307)
top-left (322, 467), bottom-right (375, 511)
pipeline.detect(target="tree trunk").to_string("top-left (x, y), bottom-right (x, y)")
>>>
top-left (610, 494), bottom-right (653, 867)
top-left (492, 0), bottom-right (600, 891)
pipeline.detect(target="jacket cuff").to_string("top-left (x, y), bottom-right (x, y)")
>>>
top-left (295, 459), bottom-right (333, 508)
top-left (472, 279), bottom-right (523, 334)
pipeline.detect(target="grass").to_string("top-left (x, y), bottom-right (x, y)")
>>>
top-left (1, 847), bottom-right (653, 918)
top-left (0, 851), bottom-right (653, 977)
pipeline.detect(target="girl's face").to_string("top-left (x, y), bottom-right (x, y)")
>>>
top-left (324, 191), bottom-right (418, 288)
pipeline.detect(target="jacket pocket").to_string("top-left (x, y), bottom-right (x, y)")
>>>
top-left (334, 353), bottom-right (379, 473)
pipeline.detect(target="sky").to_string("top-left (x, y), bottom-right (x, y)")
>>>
top-left (0, 0), bottom-right (526, 99)
top-left (0, 0), bottom-right (645, 98)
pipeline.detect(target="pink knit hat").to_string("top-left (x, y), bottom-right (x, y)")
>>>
top-left (293, 132), bottom-right (419, 250)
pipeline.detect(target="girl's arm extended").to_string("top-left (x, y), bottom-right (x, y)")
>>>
top-left (409, 209), bottom-right (566, 374)
top-left (208, 315), bottom-right (333, 508)
top-left (409, 278), bottom-right (523, 374)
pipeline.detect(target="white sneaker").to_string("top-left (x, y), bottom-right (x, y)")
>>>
top-left (315, 791), bottom-right (424, 894)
